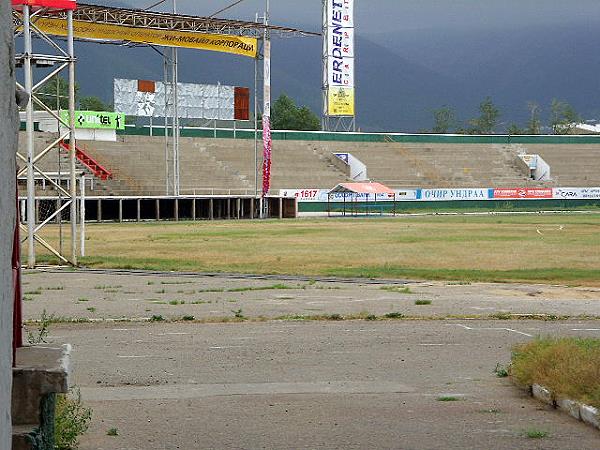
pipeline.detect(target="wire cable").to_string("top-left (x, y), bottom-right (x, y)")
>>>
top-left (209, 0), bottom-right (247, 18)
top-left (144, 0), bottom-right (168, 11)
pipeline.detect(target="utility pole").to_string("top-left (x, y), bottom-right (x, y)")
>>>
top-left (172, 0), bottom-right (180, 197)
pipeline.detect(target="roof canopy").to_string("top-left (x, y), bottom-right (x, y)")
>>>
top-left (329, 183), bottom-right (395, 195)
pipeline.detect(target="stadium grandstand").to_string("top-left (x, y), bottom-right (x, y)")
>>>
top-left (18, 129), bottom-right (600, 198)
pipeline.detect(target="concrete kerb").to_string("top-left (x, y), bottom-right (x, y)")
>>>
top-left (517, 381), bottom-right (600, 432)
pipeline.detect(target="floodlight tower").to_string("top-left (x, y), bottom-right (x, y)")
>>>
top-left (12, 0), bottom-right (78, 267)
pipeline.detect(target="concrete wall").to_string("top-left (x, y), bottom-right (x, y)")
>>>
top-left (0, 0), bottom-right (17, 447)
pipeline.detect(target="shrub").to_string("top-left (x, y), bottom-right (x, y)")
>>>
top-left (511, 337), bottom-right (600, 408)
top-left (55, 388), bottom-right (92, 450)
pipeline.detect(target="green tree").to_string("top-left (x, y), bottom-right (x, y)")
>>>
top-left (526, 102), bottom-right (541, 135)
top-left (36, 75), bottom-right (79, 111)
top-left (550, 99), bottom-right (581, 134)
top-left (271, 94), bottom-right (321, 131)
top-left (79, 96), bottom-right (111, 112)
top-left (432, 106), bottom-right (457, 134)
top-left (507, 123), bottom-right (525, 135)
top-left (469, 97), bottom-right (500, 134)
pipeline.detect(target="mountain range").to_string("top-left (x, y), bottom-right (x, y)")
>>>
top-left (69, 18), bottom-right (600, 132)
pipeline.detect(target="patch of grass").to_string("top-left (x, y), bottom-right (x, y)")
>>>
top-left (24, 289), bottom-right (42, 296)
top-left (106, 428), bottom-right (119, 437)
top-left (329, 266), bottom-right (600, 285)
top-left (279, 314), bottom-right (308, 321)
top-left (149, 315), bottom-right (165, 322)
top-left (147, 281), bottom-right (155, 285)
top-left (380, 286), bottom-right (414, 294)
top-left (415, 299), bottom-right (432, 306)
top-left (196, 288), bottom-right (225, 293)
top-left (437, 396), bottom-right (460, 402)
top-left (524, 429), bottom-right (548, 439)
top-left (86, 307), bottom-right (96, 313)
top-left (494, 363), bottom-right (509, 378)
top-left (44, 286), bottom-right (65, 291)
top-left (232, 309), bottom-right (246, 319)
top-left (384, 312), bottom-right (405, 319)
top-left (168, 300), bottom-right (185, 306)
top-left (365, 314), bottom-right (378, 321)
top-left (512, 337), bottom-right (600, 409)
top-left (181, 315), bottom-right (195, 321)
top-left (77, 298), bottom-right (89, 303)
top-left (23, 296), bottom-right (34, 302)
top-left (93, 285), bottom-right (122, 290)
top-left (39, 215), bottom-right (598, 286)
top-left (55, 387), bottom-right (92, 450)
top-left (161, 280), bottom-right (193, 285)
top-left (327, 313), bottom-right (344, 321)
top-left (490, 312), bottom-right (512, 320)
top-left (228, 283), bottom-right (293, 293)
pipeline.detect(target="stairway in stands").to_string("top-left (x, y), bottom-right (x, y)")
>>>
top-left (59, 140), bottom-right (112, 180)
top-left (58, 140), bottom-right (135, 196)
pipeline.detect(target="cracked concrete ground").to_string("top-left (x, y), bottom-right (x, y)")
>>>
top-left (22, 269), bottom-right (600, 322)
top-left (22, 269), bottom-right (600, 449)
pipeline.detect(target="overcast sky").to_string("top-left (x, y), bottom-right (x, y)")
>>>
top-left (116, 1), bottom-right (600, 33)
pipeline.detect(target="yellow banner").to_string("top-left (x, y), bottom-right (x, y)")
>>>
top-left (328, 87), bottom-right (355, 116)
top-left (33, 18), bottom-right (258, 58)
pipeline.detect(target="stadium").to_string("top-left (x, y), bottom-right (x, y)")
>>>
top-left (3, 1), bottom-right (600, 449)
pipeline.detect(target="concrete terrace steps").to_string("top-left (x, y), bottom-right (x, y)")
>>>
top-left (19, 133), bottom-right (600, 194)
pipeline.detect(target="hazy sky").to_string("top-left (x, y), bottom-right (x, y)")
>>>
top-left (116, 1), bottom-right (600, 33)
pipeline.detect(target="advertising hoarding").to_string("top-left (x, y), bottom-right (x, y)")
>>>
top-left (419, 189), bottom-right (490, 201)
top-left (326, 0), bottom-right (355, 117)
top-left (553, 187), bottom-right (600, 200)
top-left (493, 188), bottom-right (553, 199)
top-left (60, 110), bottom-right (125, 130)
top-left (114, 79), bottom-right (250, 121)
top-left (328, 87), bottom-right (355, 116)
top-left (31, 18), bottom-right (258, 58)
top-left (280, 189), bottom-right (418, 203)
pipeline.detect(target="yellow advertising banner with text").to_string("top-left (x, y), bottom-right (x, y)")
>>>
top-left (328, 87), bottom-right (355, 116)
top-left (33, 18), bottom-right (258, 58)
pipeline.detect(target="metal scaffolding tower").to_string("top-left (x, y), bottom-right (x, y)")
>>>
top-left (13, 0), bottom-right (78, 268)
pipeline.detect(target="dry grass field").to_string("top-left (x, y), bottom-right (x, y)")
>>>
top-left (33, 214), bottom-right (600, 285)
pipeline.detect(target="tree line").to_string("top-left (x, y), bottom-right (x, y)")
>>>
top-left (430, 98), bottom-right (583, 135)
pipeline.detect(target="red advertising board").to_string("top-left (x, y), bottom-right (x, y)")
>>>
top-left (493, 188), bottom-right (553, 199)
top-left (12, 0), bottom-right (76, 10)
